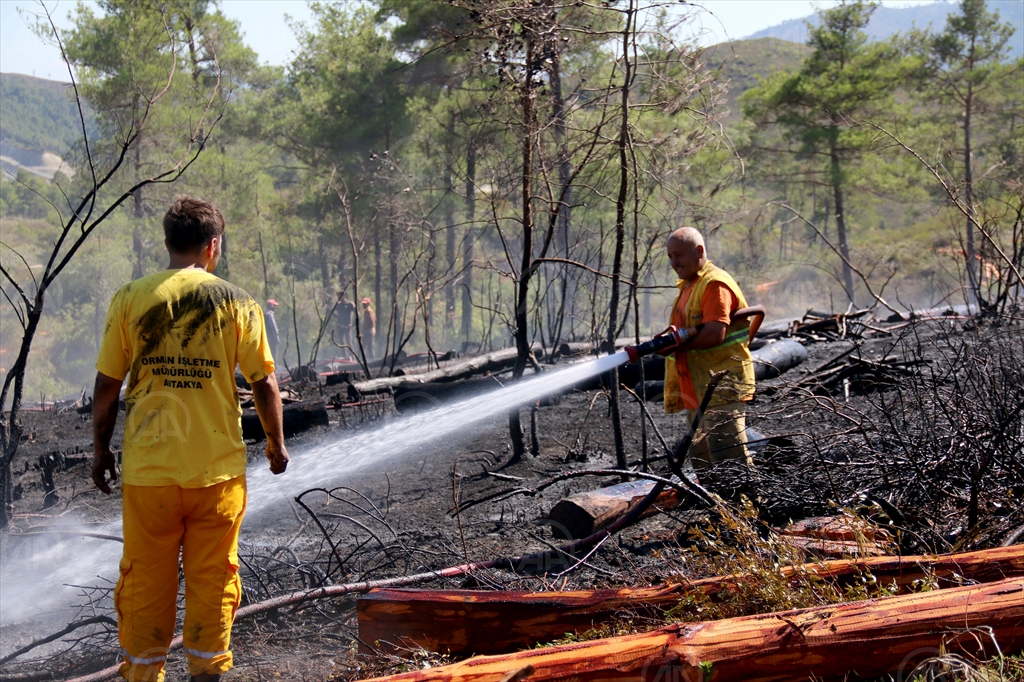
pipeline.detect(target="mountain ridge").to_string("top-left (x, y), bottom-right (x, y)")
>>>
top-left (747, 0), bottom-right (1023, 57)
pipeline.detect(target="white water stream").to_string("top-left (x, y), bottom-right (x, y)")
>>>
top-left (0, 351), bottom-right (629, 627)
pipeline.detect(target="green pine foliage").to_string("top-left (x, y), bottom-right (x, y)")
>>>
top-left (2, 0), bottom-right (1021, 405)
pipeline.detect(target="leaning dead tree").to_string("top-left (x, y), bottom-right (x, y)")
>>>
top-left (0, 7), bottom-right (224, 527)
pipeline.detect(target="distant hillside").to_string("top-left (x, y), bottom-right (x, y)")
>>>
top-left (748, 0), bottom-right (1023, 58)
top-left (702, 38), bottom-right (812, 126)
top-left (0, 73), bottom-right (95, 177)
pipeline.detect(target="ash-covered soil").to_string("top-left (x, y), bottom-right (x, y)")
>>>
top-left (3, 313), bottom-right (1022, 680)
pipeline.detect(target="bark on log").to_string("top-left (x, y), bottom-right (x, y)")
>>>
top-left (241, 399), bottom-right (328, 441)
top-left (357, 545), bottom-right (1024, 657)
top-left (778, 515), bottom-right (893, 558)
top-left (352, 346), bottom-right (542, 395)
top-left (547, 479), bottom-right (680, 539)
top-left (358, 576), bottom-right (1024, 681)
top-left (752, 339), bottom-right (809, 380)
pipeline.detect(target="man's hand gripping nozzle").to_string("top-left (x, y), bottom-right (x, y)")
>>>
top-left (624, 326), bottom-right (692, 364)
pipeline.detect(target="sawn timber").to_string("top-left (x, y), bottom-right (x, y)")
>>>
top-left (357, 576), bottom-right (1024, 681)
top-left (357, 545), bottom-right (1024, 656)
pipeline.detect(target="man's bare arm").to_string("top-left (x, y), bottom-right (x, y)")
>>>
top-left (680, 321), bottom-right (727, 350)
top-left (251, 372), bottom-right (289, 474)
top-left (91, 372), bottom-right (123, 494)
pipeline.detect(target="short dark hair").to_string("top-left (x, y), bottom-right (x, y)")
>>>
top-left (163, 196), bottom-right (225, 253)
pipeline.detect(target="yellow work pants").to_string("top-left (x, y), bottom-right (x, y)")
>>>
top-left (116, 476), bottom-right (246, 681)
top-left (682, 401), bottom-right (752, 469)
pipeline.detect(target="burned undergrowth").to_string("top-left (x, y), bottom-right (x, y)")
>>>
top-left (1, 312), bottom-right (1022, 681)
top-left (749, 315), bottom-right (1024, 551)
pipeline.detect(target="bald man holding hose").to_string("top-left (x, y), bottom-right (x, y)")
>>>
top-left (662, 227), bottom-right (757, 486)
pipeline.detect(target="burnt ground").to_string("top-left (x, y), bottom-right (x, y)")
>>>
top-left (2, 312), bottom-right (1022, 680)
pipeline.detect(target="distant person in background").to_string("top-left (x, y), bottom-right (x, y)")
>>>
top-left (361, 297), bottom-right (376, 359)
top-left (334, 292), bottom-right (356, 356)
top-left (265, 299), bottom-right (280, 361)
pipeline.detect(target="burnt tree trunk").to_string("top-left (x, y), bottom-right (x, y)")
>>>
top-left (830, 132), bottom-right (856, 305)
top-left (0, 300), bottom-right (43, 528)
top-left (389, 217), bottom-right (399, 361)
top-left (548, 47), bottom-right (572, 352)
top-left (462, 142), bottom-right (477, 343)
top-left (444, 111), bottom-right (457, 335)
top-left (606, 2), bottom-right (635, 471)
top-left (508, 34), bottom-right (538, 464)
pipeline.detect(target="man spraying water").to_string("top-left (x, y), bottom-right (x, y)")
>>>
top-left (647, 227), bottom-right (760, 488)
top-left (91, 196), bottom-right (290, 682)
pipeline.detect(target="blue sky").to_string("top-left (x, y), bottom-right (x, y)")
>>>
top-left (1, 0), bottom-right (942, 80)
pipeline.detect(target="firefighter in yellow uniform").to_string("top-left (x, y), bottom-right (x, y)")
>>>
top-left (661, 227), bottom-right (756, 480)
top-left (91, 196), bottom-right (290, 682)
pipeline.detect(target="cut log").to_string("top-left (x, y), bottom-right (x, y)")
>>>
top-left (547, 479), bottom-right (680, 540)
top-left (358, 576), bottom-right (1024, 682)
top-left (752, 339), bottom-right (808, 380)
top-left (241, 399), bottom-right (328, 441)
top-left (783, 515), bottom-right (892, 543)
top-left (357, 545), bottom-right (1024, 657)
top-left (783, 535), bottom-right (887, 558)
top-left (778, 515), bottom-right (894, 559)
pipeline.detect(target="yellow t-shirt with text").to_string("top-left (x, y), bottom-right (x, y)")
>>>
top-left (96, 269), bottom-right (274, 488)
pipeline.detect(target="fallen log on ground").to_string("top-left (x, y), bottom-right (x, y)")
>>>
top-left (359, 576), bottom-right (1024, 681)
top-left (624, 338), bottom-right (809, 400)
top-left (241, 399), bottom-right (328, 440)
top-left (352, 346), bottom-right (543, 395)
top-left (357, 545), bottom-right (1024, 656)
top-left (547, 478), bottom-right (680, 539)
top-left (752, 339), bottom-right (809, 380)
top-left (779, 515), bottom-right (894, 559)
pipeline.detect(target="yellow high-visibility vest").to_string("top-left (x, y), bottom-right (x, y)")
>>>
top-left (664, 261), bottom-right (756, 413)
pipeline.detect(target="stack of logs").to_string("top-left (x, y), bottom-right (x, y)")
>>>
top-left (356, 546), bottom-right (1024, 681)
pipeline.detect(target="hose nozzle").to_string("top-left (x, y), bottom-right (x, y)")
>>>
top-left (624, 326), bottom-right (691, 363)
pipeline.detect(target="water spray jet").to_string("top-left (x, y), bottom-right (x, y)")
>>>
top-left (1, 349), bottom-right (635, 627)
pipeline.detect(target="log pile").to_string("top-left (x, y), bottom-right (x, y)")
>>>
top-left (357, 545), bottom-right (1024, 657)
top-left (757, 309), bottom-right (916, 345)
top-left (359, 577), bottom-right (1024, 681)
